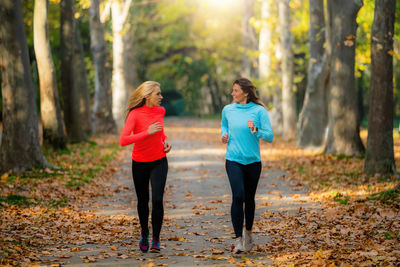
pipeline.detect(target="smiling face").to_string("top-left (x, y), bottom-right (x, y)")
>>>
top-left (232, 83), bottom-right (248, 104)
top-left (145, 86), bottom-right (163, 107)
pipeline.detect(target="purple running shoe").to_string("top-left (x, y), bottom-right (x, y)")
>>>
top-left (150, 237), bottom-right (160, 252)
top-left (139, 234), bottom-right (149, 252)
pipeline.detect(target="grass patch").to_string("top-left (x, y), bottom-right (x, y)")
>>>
top-left (367, 188), bottom-right (400, 205)
top-left (0, 194), bottom-right (31, 207)
top-left (383, 231), bottom-right (400, 241)
top-left (333, 193), bottom-right (349, 205)
top-left (1, 135), bottom-right (121, 206)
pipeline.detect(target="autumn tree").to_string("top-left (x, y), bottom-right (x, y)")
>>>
top-left (33, 0), bottom-right (67, 149)
top-left (111, 0), bottom-right (133, 129)
top-left (0, 0), bottom-right (51, 173)
top-left (297, 0), bottom-right (329, 148)
top-left (90, 0), bottom-right (116, 133)
top-left (60, 0), bottom-right (86, 142)
top-left (279, 0), bottom-right (296, 139)
top-left (364, 0), bottom-right (396, 175)
top-left (258, 0), bottom-right (273, 103)
top-left (241, 0), bottom-right (257, 78)
top-left (73, 19), bottom-right (91, 135)
top-left (324, 0), bottom-right (364, 155)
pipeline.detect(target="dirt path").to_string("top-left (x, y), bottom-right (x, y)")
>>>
top-left (42, 119), bottom-right (318, 266)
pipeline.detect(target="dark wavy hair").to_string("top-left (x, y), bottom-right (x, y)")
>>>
top-left (233, 78), bottom-right (265, 108)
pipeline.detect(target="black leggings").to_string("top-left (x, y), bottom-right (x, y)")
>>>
top-left (132, 157), bottom-right (168, 239)
top-left (225, 160), bottom-right (261, 238)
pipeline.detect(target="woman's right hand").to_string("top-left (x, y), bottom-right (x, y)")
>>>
top-left (148, 122), bottom-right (162, 135)
top-left (221, 134), bottom-right (229, 144)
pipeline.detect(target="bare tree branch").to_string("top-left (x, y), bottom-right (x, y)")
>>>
top-left (120, 0), bottom-right (133, 26)
top-left (100, 0), bottom-right (111, 24)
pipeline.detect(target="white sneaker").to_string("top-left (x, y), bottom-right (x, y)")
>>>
top-left (233, 238), bottom-right (244, 254)
top-left (244, 231), bottom-right (254, 252)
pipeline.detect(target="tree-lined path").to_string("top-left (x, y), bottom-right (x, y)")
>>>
top-left (38, 118), bottom-right (316, 266)
top-left (2, 118), bottom-right (399, 266)
top-left (2, 0), bottom-right (400, 265)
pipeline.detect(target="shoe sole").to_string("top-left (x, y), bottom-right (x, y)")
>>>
top-left (150, 248), bottom-right (160, 253)
top-left (233, 249), bottom-right (243, 254)
top-left (244, 245), bottom-right (254, 252)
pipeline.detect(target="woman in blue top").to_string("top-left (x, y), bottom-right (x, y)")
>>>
top-left (221, 78), bottom-right (273, 254)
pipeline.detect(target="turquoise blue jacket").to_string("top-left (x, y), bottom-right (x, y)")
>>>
top-left (221, 102), bottom-right (273, 165)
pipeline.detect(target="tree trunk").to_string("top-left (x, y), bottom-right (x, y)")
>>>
top-left (364, 0), bottom-right (396, 175)
top-left (209, 74), bottom-right (223, 113)
top-left (60, 0), bottom-right (86, 142)
top-left (258, 0), bottom-right (273, 103)
top-left (33, 0), bottom-right (67, 149)
top-left (124, 25), bottom-right (137, 98)
top-left (0, 0), bottom-right (51, 173)
top-left (279, 0), bottom-right (296, 139)
top-left (270, 18), bottom-right (283, 136)
top-left (297, 0), bottom-right (329, 148)
top-left (74, 19), bottom-right (91, 135)
top-left (111, 0), bottom-right (132, 129)
top-left (324, 0), bottom-right (364, 156)
top-left (90, 0), bottom-right (116, 134)
top-left (241, 0), bottom-right (257, 78)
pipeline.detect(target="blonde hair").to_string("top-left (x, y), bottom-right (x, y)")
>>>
top-left (125, 81), bottom-right (160, 120)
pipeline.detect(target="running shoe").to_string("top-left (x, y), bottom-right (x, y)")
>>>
top-left (150, 237), bottom-right (160, 252)
top-left (244, 231), bottom-right (254, 252)
top-left (233, 237), bottom-right (244, 254)
top-left (139, 234), bottom-right (149, 252)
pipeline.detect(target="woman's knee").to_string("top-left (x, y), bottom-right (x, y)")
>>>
top-left (137, 196), bottom-right (149, 205)
top-left (232, 194), bottom-right (244, 204)
top-left (152, 198), bottom-right (163, 209)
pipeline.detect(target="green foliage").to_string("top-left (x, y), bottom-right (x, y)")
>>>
top-left (133, 0), bottom-right (242, 114)
top-left (12, 0), bottom-right (399, 119)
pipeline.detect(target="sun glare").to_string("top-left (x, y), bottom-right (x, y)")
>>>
top-left (203, 0), bottom-right (240, 10)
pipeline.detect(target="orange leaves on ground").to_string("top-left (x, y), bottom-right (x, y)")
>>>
top-left (164, 119), bottom-right (400, 265)
top-left (0, 135), bottom-right (138, 265)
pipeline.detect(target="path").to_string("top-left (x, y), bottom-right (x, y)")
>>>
top-left (41, 119), bottom-right (316, 266)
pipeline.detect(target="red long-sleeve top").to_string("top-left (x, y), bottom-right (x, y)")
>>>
top-left (120, 105), bottom-right (167, 162)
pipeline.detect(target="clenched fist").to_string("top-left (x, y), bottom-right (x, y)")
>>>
top-left (221, 133), bottom-right (229, 144)
top-left (148, 122), bottom-right (162, 135)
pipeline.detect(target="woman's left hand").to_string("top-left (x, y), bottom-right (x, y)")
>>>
top-left (164, 141), bottom-right (172, 153)
top-left (248, 120), bottom-right (257, 133)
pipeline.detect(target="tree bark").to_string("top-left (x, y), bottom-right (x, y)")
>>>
top-left (124, 25), bottom-right (137, 98)
top-left (241, 0), bottom-right (257, 78)
top-left (112, 0), bottom-right (133, 129)
top-left (60, 0), bottom-right (86, 142)
top-left (0, 0), bottom-right (51, 173)
top-left (297, 0), bottom-right (329, 148)
top-left (74, 19), bottom-right (91, 135)
top-left (364, 0), bottom-right (396, 175)
top-left (270, 15), bottom-right (283, 136)
top-left (279, 0), bottom-right (296, 139)
top-left (33, 0), bottom-right (67, 149)
top-left (90, 0), bottom-right (116, 134)
top-left (324, 0), bottom-right (364, 156)
top-left (258, 0), bottom-right (273, 103)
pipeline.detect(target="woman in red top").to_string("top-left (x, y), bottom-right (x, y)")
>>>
top-left (120, 81), bottom-right (171, 253)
